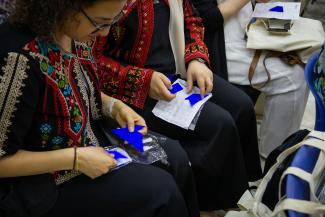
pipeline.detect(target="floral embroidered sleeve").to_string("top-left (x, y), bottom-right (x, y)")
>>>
top-left (0, 52), bottom-right (40, 158)
top-left (92, 37), bottom-right (153, 109)
top-left (183, 0), bottom-right (210, 66)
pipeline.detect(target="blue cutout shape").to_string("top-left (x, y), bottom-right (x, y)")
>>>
top-left (269, 6), bottom-right (284, 12)
top-left (170, 83), bottom-right (183, 94)
top-left (168, 74), bottom-right (173, 81)
top-left (134, 125), bottom-right (145, 131)
top-left (185, 94), bottom-right (208, 106)
top-left (107, 150), bottom-right (127, 160)
top-left (112, 125), bottom-right (145, 152)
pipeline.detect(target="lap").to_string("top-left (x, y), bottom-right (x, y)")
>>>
top-left (45, 163), bottom-right (185, 217)
top-left (210, 74), bottom-right (255, 115)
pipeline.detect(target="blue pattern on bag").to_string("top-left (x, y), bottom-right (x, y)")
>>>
top-left (313, 45), bottom-right (325, 108)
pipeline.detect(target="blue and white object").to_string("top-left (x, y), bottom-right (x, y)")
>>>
top-left (112, 125), bottom-right (145, 152)
top-left (105, 147), bottom-right (132, 170)
top-left (152, 79), bottom-right (212, 130)
top-left (252, 2), bottom-right (300, 20)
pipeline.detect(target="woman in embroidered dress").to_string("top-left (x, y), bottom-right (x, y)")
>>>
top-left (93, 0), bottom-right (263, 215)
top-left (0, 1), bottom-right (200, 217)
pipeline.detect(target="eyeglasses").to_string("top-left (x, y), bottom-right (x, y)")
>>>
top-left (80, 8), bottom-right (123, 34)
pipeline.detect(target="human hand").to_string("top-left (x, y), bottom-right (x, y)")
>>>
top-left (186, 60), bottom-right (213, 98)
top-left (149, 71), bottom-right (176, 101)
top-left (111, 100), bottom-right (148, 134)
top-left (77, 146), bottom-right (116, 179)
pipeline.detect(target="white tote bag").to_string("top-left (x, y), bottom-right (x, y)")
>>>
top-left (246, 17), bottom-right (325, 63)
top-left (225, 130), bottom-right (325, 217)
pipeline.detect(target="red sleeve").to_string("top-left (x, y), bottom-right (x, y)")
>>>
top-left (92, 37), bottom-right (153, 109)
top-left (183, 0), bottom-right (210, 66)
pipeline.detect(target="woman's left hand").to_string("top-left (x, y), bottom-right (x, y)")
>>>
top-left (186, 60), bottom-right (213, 97)
top-left (111, 100), bottom-right (148, 135)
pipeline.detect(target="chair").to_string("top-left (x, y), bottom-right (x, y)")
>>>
top-left (285, 51), bottom-right (325, 217)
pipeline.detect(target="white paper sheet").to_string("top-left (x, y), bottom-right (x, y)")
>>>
top-left (152, 79), bottom-right (212, 130)
top-left (252, 2), bottom-right (301, 20)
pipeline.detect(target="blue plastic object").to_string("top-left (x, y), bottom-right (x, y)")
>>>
top-left (168, 74), bottom-right (173, 81)
top-left (170, 83), bottom-right (183, 94)
top-left (107, 150), bottom-right (128, 160)
top-left (185, 93), bottom-right (208, 106)
top-left (285, 52), bottom-right (324, 217)
top-left (269, 6), bottom-right (284, 12)
top-left (112, 125), bottom-right (145, 152)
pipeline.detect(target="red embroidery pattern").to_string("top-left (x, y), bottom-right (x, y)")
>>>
top-left (93, 0), bottom-right (211, 109)
top-left (129, 0), bottom-right (155, 67)
top-left (183, 0), bottom-right (210, 65)
top-left (185, 42), bottom-right (210, 65)
top-left (97, 58), bottom-right (153, 109)
top-left (93, 31), bottom-right (154, 109)
top-left (24, 40), bottom-right (103, 146)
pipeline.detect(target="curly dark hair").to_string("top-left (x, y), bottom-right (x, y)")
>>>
top-left (9, 0), bottom-right (112, 40)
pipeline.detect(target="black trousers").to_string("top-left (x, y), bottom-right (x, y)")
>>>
top-left (232, 84), bottom-right (261, 105)
top-left (136, 75), bottom-right (263, 210)
top-left (44, 138), bottom-right (199, 217)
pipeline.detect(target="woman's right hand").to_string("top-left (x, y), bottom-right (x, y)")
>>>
top-left (77, 146), bottom-right (116, 179)
top-left (149, 71), bottom-right (176, 101)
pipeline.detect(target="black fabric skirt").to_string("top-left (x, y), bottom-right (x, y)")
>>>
top-left (44, 136), bottom-right (199, 217)
top-left (0, 137), bottom-right (199, 217)
top-left (136, 75), bottom-right (262, 210)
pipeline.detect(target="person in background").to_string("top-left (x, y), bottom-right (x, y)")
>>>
top-left (191, 0), bottom-right (254, 80)
top-left (0, 0), bottom-right (200, 216)
top-left (224, 3), bottom-right (309, 158)
top-left (192, 0), bottom-right (308, 158)
top-left (93, 0), bottom-right (263, 216)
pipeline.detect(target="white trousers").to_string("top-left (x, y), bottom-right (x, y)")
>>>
top-left (256, 65), bottom-right (309, 158)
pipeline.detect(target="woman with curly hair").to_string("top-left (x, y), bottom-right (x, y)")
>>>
top-left (0, 1), bottom-right (199, 217)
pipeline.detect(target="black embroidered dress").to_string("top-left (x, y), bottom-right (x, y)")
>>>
top-left (0, 25), bottom-right (103, 185)
top-left (0, 23), bottom-right (200, 217)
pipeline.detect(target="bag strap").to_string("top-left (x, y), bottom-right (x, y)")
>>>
top-left (272, 198), bottom-right (325, 216)
top-left (254, 134), bottom-right (323, 201)
top-left (303, 138), bottom-right (325, 152)
top-left (279, 167), bottom-right (318, 202)
top-left (241, 131), bottom-right (324, 216)
top-left (309, 130), bottom-right (325, 141)
top-left (254, 138), bottom-right (309, 202)
top-left (248, 50), bottom-right (272, 89)
top-left (248, 50), bottom-right (262, 85)
top-left (277, 137), bottom-right (325, 207)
